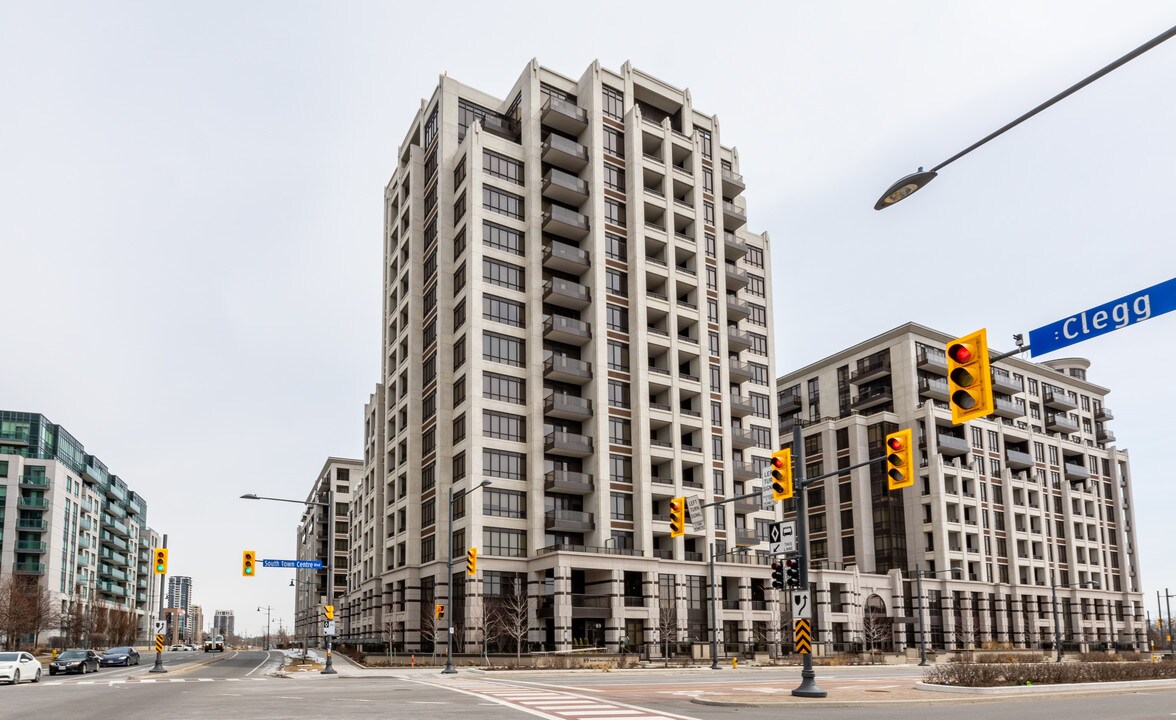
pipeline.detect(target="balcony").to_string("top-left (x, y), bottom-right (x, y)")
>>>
top-left (1064, 463), bottom-right (1091, 482)
top-left (13, 562), bottom-right (45, 575)
top-left (17, 496), bottom-right (49, 510)
top-left (735, 528), bottom-right (759, 547)
top-left (1045, 413), bottom-right (1079, 434)
top-left (727, 327), bottom-right (753, 351)
top-left (17, 519), bottom-right (48, 532)
top-left (543, 315), bottom-right (592, 346)
top-left (543, 278), bottom-right (591, 310)
top-left (992, 371), bottom-right (1022, 395)
top-left (15, 540), bottom-right (47, 553)
top-left (918, 376), bottom-right (950, 402)
top-left (104, 515), bottom-right (130, 537)
top-left (98, 582), bottom-right (127, 597)
top-left (542, 167), bottom-right (590, 206)
top-left (993, 396), bottom-right (1024, 419)
top-left (721, 167), bottom-right (745, 195)
top-left (726, 394), bottom-right (754, 418)
top-left (544, 392), bottom-right (593, 421)
top-left (542, 206), bottom-right (590, 240)
top-left (850, 385), bottom-right (893, 410)
top-left (570, 593), bottom-right (611, 618)
top-left (1096, 407), bottom-right (1114, 422)
top-left (725, 295), bottom-right (751, 321)
top-left (723, 232), bottom-right (747, 259)
top-left (1004, 448), bottom-right (1035, 470)
top-left (1044, 389), bottom-right (1078, 411)
top-left (18, 474), bottom-right (49, 489)
top-left (723, 200), bottom-right (747, 229)
top-left (545, 509), bottom-right (595, 533)
top-left (545, 355), bottom-right (592, 385)
top-left (541, 134), bottom-right (589, 172)
top-left (916, 347), bottom-right (948, 375)
top-left (937, 434), bottom-right (970, 457)
top-left (541, 96), bottom-right (588, 135)
top-left (0, 429), bottom-right (31, 446)
top-left (777, 390), bottom-right (802, 413)
top-left (724, 264), bottom-right (749, 290)
top-left (479, 114), bottom-right (520, 142)
top-left (544, 471), bottom-right (595, 495)
top-left (730, 427), bottom-right (756, 449)
top-left (851, 358), bottom-right (891, 384)
top-left (1097, 429), bottom-right (1116, 444)
top-left (729, 360), bottom-right (756, 384)
top-left (734, 496), bottom-right (761, 514)
top-left (542, 240), bottom-right (590, 276)
top-left (732, 462), bottom-right (758, 481)
top-left (545, 430), bottom-right (594, 458)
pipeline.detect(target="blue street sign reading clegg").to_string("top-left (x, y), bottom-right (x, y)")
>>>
top-left (261, 559), bottom-right (324, 569)
top-left (1029, 276), bottom-right (1176, 357)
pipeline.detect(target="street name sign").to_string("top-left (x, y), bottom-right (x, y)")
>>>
top-left (1029, 276), bottom-right (1176, 356)
top-left (769, 521), bottom-right (796, 555)
top-left (262, 559), bottom-right (324, 569)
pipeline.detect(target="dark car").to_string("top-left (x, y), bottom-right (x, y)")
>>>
top-left (99, 646), bottom-right (140, 667)
top-left (49, 649), bottom-right (100, 675)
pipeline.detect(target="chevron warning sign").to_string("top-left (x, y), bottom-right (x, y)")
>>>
top-left (155, 634), bottom-right (165, 653)
top-left (794, 618), bottom-right (812, 654)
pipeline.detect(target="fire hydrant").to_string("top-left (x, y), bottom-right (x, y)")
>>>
top-left (732, 657), bottom-right (738, 669)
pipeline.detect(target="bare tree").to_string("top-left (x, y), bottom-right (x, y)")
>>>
top-left (419, 607), bottom-right (440, 663)
top-left (767, 597), bottom-right (790, 658)
top-left (380, 616), bottom-right (398, 663)
top-left (0, 575), bottom-right (19, 650)
top-left (486, 583), bottom-right (530, 664)
top-left (861, 597), bottom-right (889, 664)
top-left (656, 602), bottom-right (680, 667)
top-left (952, 611), bottom-right (976, 651)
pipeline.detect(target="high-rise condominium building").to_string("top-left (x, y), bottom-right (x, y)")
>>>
top-left (213, 609), bottom-right (236, 637)
top-left (370, 60), bottom-right (778, 654)
top-left (774, 322), bottom-right (1145, 654)
top-left (0, 411), bottom-right (157, 645)
top-left (167, 575), bottom-right (194, 642)
top-left (294, 458), bottom-right (358, 649)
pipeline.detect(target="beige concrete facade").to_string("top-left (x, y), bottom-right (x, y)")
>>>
top-left (294, 457), bottom-right (359, 648)
top-left (774, 322), bottom-right (1146, 655)
top-left (361, 60), bottom-right (780, 656)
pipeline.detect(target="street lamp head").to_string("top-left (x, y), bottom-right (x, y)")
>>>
top-left (477, 479), bottom-right (492, 489)
top-left (289, 580), bottom-right (295, 587)
top-left (240, 493), bottom-right (260, 500)
top-left (874, 168), bottom-right (938, 210)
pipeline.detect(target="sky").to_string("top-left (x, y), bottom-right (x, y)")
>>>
top-left (2, 1), bottom-right (1174, 636)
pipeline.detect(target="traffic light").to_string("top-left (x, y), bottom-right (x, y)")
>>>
top-left (885, 428), bottom-right (914, 491)
top-left (152, 548), bottom-right (168, 575)
top-left (466, 547), bottom-right (478, 576)
top-left (770, 448), bottom-right (793, 501)
top-left (785, 557), bottom-right (801, 589)
top-left (324, 605), bottom-right (334, 621)
top-left (669, 497), bottom-right (686, 538)
top-left (241, 550), bottom-right (255, 577)
top-left (771, 561), bottom-right (785, 589)
top-left (946, 329), bottom-right (994, 424)
top-left (434, 604), bottom-right (445, 621)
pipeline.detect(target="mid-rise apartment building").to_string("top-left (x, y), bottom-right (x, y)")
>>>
top-left (370, 60), bottom-right (779, 654)
top-left (293, 457), bottom-right (358, 648)
top-left (342, 385), bottom-right (387, 644)
top-left (774, 323), bottom-right (1145, 654)
top-left (0, 411), bottom-right (158, 645)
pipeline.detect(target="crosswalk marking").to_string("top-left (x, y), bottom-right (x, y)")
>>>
top-left (411, 677), bottom-right (703, 720)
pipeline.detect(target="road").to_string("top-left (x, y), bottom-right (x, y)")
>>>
top-left (7, 655), bottom-right (1176, 720)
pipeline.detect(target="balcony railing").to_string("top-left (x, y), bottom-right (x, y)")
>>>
top-left (18, 474), bottom-right (49, 488)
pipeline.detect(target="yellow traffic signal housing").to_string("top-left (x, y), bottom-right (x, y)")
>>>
top-left (885, 429), bottom-right (914, 491)
top-left (466, 547), bottom-right (478, 576)
top-left (242, 550), bottom-right (256, 577)
top-left (434, 604), bottom-right (445, 621)
top-left (324, 605), bottom-right (334, 621)
top-left (669, 496), bottom-right (686, 538)
top-left (946, 329), bottom-right (994, 424)
top-left (153, 548), bottom-right (168, 575)
top-left (771, 448), bottom-right (793, 501)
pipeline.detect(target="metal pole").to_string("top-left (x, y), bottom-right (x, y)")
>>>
top-left (916, 564), bottom-right (928, 666)
top-left (790, 422), bottom-right (826, 698)
top-left (1052, 577), bottom-right (1063, 662)
top-left (443, 484), bottom-right (457, 674)
top-left (709, 542), bottom-right (720, 670)
top-left (150, 534), bottom-right (168, 673)
top-left (322, 486), bottom-right (337, 674)
top-left (1166, 589), bottom-right (1174, 660)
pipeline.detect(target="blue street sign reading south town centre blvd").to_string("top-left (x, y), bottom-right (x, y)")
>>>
top-left (261, 559), bottom-right (324, 569)
top-left (1029, 276), bottom-right (1176, 357)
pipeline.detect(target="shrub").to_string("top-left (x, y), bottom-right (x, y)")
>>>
top-left (925, 661), bottom-right (1176, 687)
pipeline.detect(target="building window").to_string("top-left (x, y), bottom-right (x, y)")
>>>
top-left (703, 201), bottom-right (715, 224)
top-left (703, 168), bottom-right (713, 193)
top-left (453, 415), bottom-right (466, 443)
top-left (605, 233), bottom-right (626, 261)
top-left (483, 372), bottom-right (526, 403)
top-left (605, 269), bottom-right (628, 297)
top-left (484, 489), bottom-right (526, 519)
top-left (421, 498), bottom-right (435, 528)
top-left (610, 492), bottom-right (634, 521)
top-left (421, 462), bottom-right (435, 492)
top-left (483, 186), bottom-right (523, 219)
top-left (483, 221), bottom-right (524, 256)
top-left (420, 536), bottom-right (435, 563)
top-left (483, 257), bottom-right (525, 290)
top-left (483, 150), bottom-right (523, 184)
top-left (453, 299), bottom-right (466, 330)
top-left (483, 332), bottom-right (525, 367)
top-left (608, 380), bottom-right (631, 408)
top-left (609, 417), bottom-right (631, 445)
top-left (745, 245), bottom-right (764, 268)
top-left (423, 106), bottom-right (439, 147)
top-left (604, 163), bottom-right (625, 191)
top-left (609, 455), bottom-right (632, 483)
top-left (484, 449), bottom-right (526, 480)
top-left (602, 85), bottom-right (624, 120)
top-left (705, 233), bottom-right (716, 258)
top-left (483, 294), bottom-right (526, 327)
top-left (606, 304), bottom-right (629, 331)
top-left (607, 341), bottom-right (629, 371)
top-left (453, 334), bottom-right (466, 370)
top-left (604, 198), bottom-right (626, 227)
top-left (484, 528), bottom-right (526, 557)
top-left (603, 127), bottom-right (623, 157)
top-left (483, 410), bottom-right (525, 441)
top-left (453, 155), bottom-right (466, 187)
top-left (696, 127), bottom-right (712, 158)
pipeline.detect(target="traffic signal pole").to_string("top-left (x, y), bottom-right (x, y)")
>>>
top-left (150, 534), bottom-right (168, 674)
top-left (789, 422), bottom-right (825, 698)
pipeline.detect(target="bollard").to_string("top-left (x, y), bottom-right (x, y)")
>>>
top-left (411, 654), bottom-right (416, 667)
top-left (732, 657), bottom-right (737, 669)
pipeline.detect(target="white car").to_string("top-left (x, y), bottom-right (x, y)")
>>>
top-left (0, 652), bottom-right (42, 685)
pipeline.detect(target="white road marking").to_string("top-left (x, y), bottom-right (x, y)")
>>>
top-left (245, 651), bottom-right (273, 677)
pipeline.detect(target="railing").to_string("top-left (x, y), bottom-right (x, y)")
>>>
top-left (18, 474), bottom-right (49, 487)
top-left (543, 134), bottom-right (588, 160)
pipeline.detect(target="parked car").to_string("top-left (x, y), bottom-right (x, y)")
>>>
top-left (49, 649), bottom-right (100, 675)
top-left (0, 652), bottom-right (42, 685)
top-left (168, 644), bottom-right (186, 652)
top-left (99, 647), bottom-right (140, 667)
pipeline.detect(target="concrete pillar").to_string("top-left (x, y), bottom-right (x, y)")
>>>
top-left (554, 566), bottom-right (573, 651)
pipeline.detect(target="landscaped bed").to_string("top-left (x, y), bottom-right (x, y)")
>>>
top-left (925, 660), bottom-right (1176, 687)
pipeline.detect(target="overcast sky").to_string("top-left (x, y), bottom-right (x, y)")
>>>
top-left (3, 2), bottom-right (1174, 636)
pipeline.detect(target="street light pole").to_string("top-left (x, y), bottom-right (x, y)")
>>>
top-left (258, 605), bottom-right (273, 651)
top-left (916, 564), bottom-right (927, 666)
top-left (443, 479), bottom-right (491, 674)
top-left (150, 533), bottom-right (168, 673)
top-left (790, 422), bottom-right (825, 698)
top-left (709, 542), bottom-right (720, 670)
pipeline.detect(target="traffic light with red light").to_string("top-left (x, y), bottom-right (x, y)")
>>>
top-left (785, 558), bottom-right (801, 589)
top-left (153, 548), bottom-right (168, 575)
top-left (466, 547), bottom-right (478, 576)
top-left (770, 448), bottom-right (793, 502)
top-left (946, 329), bottom-right (994, 424)
top-left (241, 550), bottom-right (255, 577)
top-left (771, 561), bottom-right (785, 590)
top-left (669, 497), bottom-right (686, 538)
top-left (885, 428), bottom-right (914, 491)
